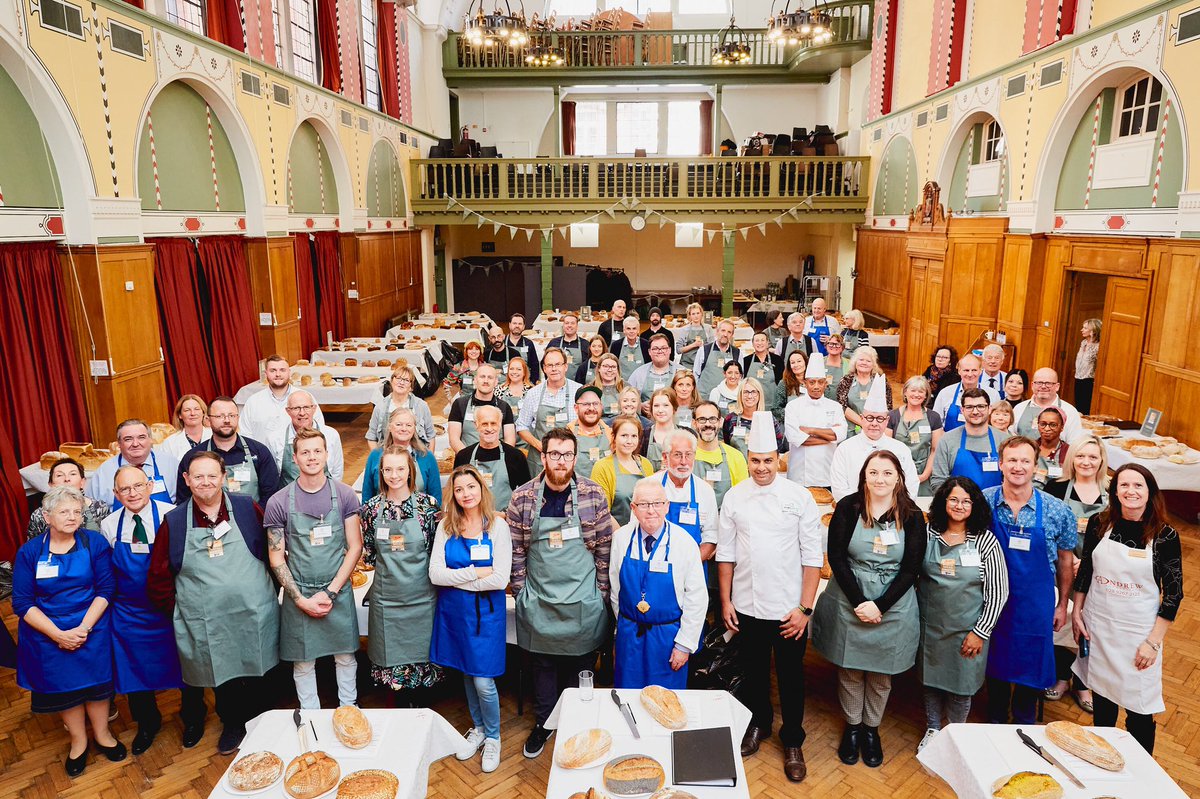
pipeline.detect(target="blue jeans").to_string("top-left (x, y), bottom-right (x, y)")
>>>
top-left (464, 676), bottom-right (500, 740)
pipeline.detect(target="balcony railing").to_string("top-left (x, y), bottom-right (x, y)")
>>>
top-left (409, 156), bottom-right (869, 214)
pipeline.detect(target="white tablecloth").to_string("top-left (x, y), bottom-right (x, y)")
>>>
top-left (386, 325), bottom-right (489, 344)
top-left (868, 332), bottom-right (900, 348)
top-left (544, 688), bottom-right (752, 799)
top-left (417, 312), bottom-right (493, 327)
top-left (19, 463), bottom-right (100, 494)
top-left (352, 571), bottom-right (517, 645)
top-left (234, 373), bottom-right (387, 407)
top-left (917, 723), bottom-right (1188, 799)
top-left (206, 708), bottom-right (464, 799)
top-left (309, 345), bottom-right (438, 369)
top-left (1102, 429), bottom-right (1200, 492)
top-left (532, 313), bottom-right (601, 338)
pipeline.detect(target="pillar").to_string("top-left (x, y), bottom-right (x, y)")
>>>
top-left (712, 85), bottom-right (723, 155)
top-left (721, 225), bottom-right (735, 317)
top-left (541, 232), bottom-right (554, 311)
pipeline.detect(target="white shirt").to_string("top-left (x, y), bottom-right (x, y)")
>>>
top-left (609, 519), bottom-right (707, 653)
top-left (268, 423), bottom-right (345, 481)
top-left (240, 384), bottom-right (327, 443)
top-left (783, 394), bottom-right (847, 486)
top-left (931, 381), bottom-right (1001, 421)
top-left (158, 427), bottom-right (213, 465)
top-left (981, 369), bottom-right (1007, 394)
top-left (829, 433), bottom-right (920, 502)
top-left (1010, 397), bottom-right (1084, 444)
top-left (86, 448), bottom-right (180, 506)
top-left (716, 476), bottom-right (823, 620)
top-left (652, 470), bottom-right (719, 545)
top-left (428, 518), bottom-right (512, 593)
top-left (100, 499), bottom-right (175, 546)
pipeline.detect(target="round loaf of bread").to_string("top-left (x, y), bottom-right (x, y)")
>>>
top-left (555, 728), bottom-right (612, 769)
top-left (333, 705), bottom-right (372, 749)
top-left (640, 685), bottom-right (687, 730)
top-left (603, 755), bottom-right (665, 796)
top-left (345, 358), bottom-right (358, 366)
top-left (336, 769), bottom-right (399, 799)
top-left (284, 751), bottom-right (340, 799)
top-left (228, 751), bottom-right (283, 791)
top-left (1130, 445), bottom-right (1161, 459)
top-left (990, 771), bottom-right (1063, 799)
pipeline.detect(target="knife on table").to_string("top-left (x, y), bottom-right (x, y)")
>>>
top-left (294, 708), bottom-right (309, 751)
top-left (1016, 728), bottom-right (1085, 789)
top-left (611, 689), bottom-right (641, 739)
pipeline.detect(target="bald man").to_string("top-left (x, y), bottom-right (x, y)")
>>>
top-left (267, 390), bottom-right (344, 487)
top-left (932, 354), bottom-right (1000, 432)
top-left (1010, 368), bottom-right (1083, 444)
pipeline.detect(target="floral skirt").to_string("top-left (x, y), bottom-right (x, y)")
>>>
top-left (370, 661), bottom-right (446, 692)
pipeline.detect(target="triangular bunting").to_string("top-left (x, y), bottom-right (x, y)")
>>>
top-left (605, 207), bottom-right (617, 219)
top-left (462, 208), bottom-right (473, 220)
top-left (657, 214), bottom-right (668, 229)
top-left (788, 208), bottom-right (801, 220)
top-left (706, 229), bottom-right (718, 243)
top-left (723, 231), bottom-right (733, 244)
top-left (445, 197), bottom-right (456, 210)
top-left (774, 217), bottom-right (785, 229)
top-left (629, 198), bottom-right (641, 208)
top-left (739, 227), bottom-right (750, 240)
top-left (475, 214), bottom-right (485, 229)
top-left (756, 223), bottom-right (767, 236)
top-left (525, 228), bottom-right (535, 241)
top-left (541, 227), bottom-right (553, 241)
top-left (493, 222), bottom-right (502, 234)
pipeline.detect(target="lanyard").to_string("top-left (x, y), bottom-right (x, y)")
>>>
top-left (660, 472), bottom-right (696, 506)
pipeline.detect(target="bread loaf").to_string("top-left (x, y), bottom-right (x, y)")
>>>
top-left (1130, 445), bottom-right (1161, 459)
top-left (301, 375), bottom-right (313, 386)
top-left (807, 486), bottom-right (834, 505)
top-left (345, 358), bottom-right (358, 366)
top-left (602, 755), bottom-right (665, 796)
top-left (150, 423), bottom-right (177, 444)
top-left (40, 451), bottom-right (69, 470)
top-left (1169, 452), bottom-right (1200, 464)
top-left (649, 790), bottom-right (698, 799)
top-left (284, 751), bottom-right (340, 799)
top-left (362, 360), bottom-right (376, 368)
top-left (1044, 721), bottom-right (1124, 771)
top-left (295, 359), bottom-right (311, 366)
top-left (640, 685), bottom-right (686, 730)
top-left (990, 772), bottom-right (1063, 799)
top-left (332, 705), bottom-right (372, 749)
top-left (336, 769), bottom-right (398, 799)
top-left (377, 359), bottom-right (392, 368)
top-left (59, 442), bottom-right (94, 460)
top-left (228, 751), bottom-right (283, 791)
top-left (554, 728), bottom-right (612, 769)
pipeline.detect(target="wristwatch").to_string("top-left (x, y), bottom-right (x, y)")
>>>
top-left (325, 586), bottom-right (340, 600)
top-left (798, 604), bottom-right (814, 617)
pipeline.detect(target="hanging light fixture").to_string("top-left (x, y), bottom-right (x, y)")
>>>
top-left (766, 0), bottom-right (834, 47)
top-left (463, 0), bottom-right (530, 49)
top-left (525, 44), bottom-right (564, 66)
top-left (712, 16), bottom-right (752, 65)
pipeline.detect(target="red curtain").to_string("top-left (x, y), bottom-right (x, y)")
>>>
top-left (699, 99), bottom-right (713, 156)
top-left (0, 421), bottom-right (27, 561)
top-left (376, 0), bottom-right (401, 118)
top-left (196, 237), bottom-right (262, 395)
top-left (205, 0), bottom-right (246, 51)
top-left (150, 238), bottom-right (218, 404)
top-left (561, 101), bottom-right (576, 156)
top-left (293, 234), bottom-right (321, 355)
top-left (317, 0), bottom-right (342, 94)
top-left (312, 232), bottom-right (346, 342)
top-left (122, 0), bottom-right (144, 7)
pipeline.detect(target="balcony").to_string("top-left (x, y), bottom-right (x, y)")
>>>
top-left (409, 156), bottom-right (869, 224)
top-left (441, 1), bottom-right (874, 87)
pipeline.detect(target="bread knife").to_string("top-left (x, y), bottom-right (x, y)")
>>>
top-left (1016, 728), bottom-right (1085, 788)
top-left (611, 689), bottom-right (641, 739)
top-left (293, 708), bottom-right (309, 751)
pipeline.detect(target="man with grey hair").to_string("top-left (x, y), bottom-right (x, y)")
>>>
top-left (453, 403), bottom-right (530, 513)
top-left (88, 419), bottom-right (179, 508)
top-left (775, 312), bottom-right (810, 363)
top-left (653, 429), bottom-right (717, 558)
top-left (447, 363), bottom-right (517, 452)
top-left (629, 334), bottom-right (679, 408)
top-left (981, 343), bottom-right (1007, 395)
top-left (608, 478), bottom-right (707, 689)
top-left (267, 390), bottom-right (344, 487)
top-left (801, 298), bottom-right (842, 356)
top-left (611, 315), bottom-right (650, 381)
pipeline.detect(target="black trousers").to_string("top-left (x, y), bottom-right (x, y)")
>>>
top-left (529, 651), bottom-right (596, 726)
top-left (734, 613), bottom-right (808, 747)
top-left (132, 677), bottom-right (270, 730)
top-left (1074, 378), bottom-right (1095, 415)
top-left (127, 688), bottom-right (206, 731)
top-left (1053, 645), bottom-right (1085, 689)
top-left (1093, 691), bottom-right (1156, 754)
top-left (986, 678), bottom-right (1040, 724)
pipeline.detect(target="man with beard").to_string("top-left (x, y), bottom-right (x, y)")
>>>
top-left (240, 355), bottom-right (326, 442)
top-left (507, 313), bottom-right (542, 383)
top-left (567, 386), bottom-right (612, 481)
top-left (453, 404), bottom-right (530, 513)
top-left (692, 401), bottom-right (747, 509)
top-left (177, 397), bottom-right (278, 505)
top-left (549, 312), bottom-right (587, 375)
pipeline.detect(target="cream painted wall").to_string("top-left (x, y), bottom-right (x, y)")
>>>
top-left (966, 0), bottom-right (1023, 81)
top-left (891, 0), bottom-right (936, 112)
top-left (719, 84), bottom-right (825, 143)
top-left (408, 14), bottom-right (452, 139)
top-left (456, 87), bottom-right (557, 157)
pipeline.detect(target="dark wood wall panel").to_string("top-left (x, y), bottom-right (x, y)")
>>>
top-left (342, 231), bottom-right (424, 337)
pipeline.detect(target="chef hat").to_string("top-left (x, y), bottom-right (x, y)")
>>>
top-left (747, 410), bottom-right (778, 453)
top-left (805, 352), bottom-right (827, 380)
top-left (864, 375), bottom-right (888, 413)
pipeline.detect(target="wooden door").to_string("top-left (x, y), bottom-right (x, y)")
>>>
top-left (1094, 277), bottom-right (1149, 419)
top-left (1061, 272), bottom-right (1106, 404)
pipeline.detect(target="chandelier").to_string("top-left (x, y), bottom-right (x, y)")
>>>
top-left (464, 1), bottom-right (530, 49)
top-left (525, 44), bottom-right (564, 66)
top-left (712, 17), bottom-right (752, 65)
top-left (766, 0), bottom-right (834, 47)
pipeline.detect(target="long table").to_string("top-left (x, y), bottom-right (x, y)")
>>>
top-left (1102, 429), bottom-right (1200, 493)
top-left (234, 366), bottom-right (393, 408)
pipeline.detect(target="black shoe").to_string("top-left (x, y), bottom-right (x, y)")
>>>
top-left (65, 748), bottom-right (87, 777)
top-left (837, 723), bottom-right (861, 765)
top-left (523, 724), bottom-right (552, 758)
top-left (861, 725), bottom-right (883, 768)
top-left (131, 726), bottom-right (159, 755)
top-left (217, 725), bottom-right (246, 756)
top-left (181, 723), bottom-right (205, 749)
top-left (95, 739), bottom-right (127, 762)
top-left (740, 725), bottom-right (769, 757)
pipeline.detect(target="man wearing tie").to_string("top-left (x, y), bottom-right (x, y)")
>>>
top-left (981, 344), bottom-right (1007, 395)
top-left (88, 420), bottom-right (179, 508)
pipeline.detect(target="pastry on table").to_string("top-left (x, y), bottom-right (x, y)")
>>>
top-left (228, 751), bottom-right (284, 792)
top-left (1044, 721), bottom-right (1124, 771)
top-left (332, 704), bottom-right (372, 749)
top-left (284, 751), bottom-right (340, 799)
top-left (990, 772), bottom-right (1062, 799)
top-left (555, 728), bottom-right (612, 769)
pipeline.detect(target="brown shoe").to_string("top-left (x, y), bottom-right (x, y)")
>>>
top-left (740, 725), bottom-right (769, 757)
top-left (783, 746), bottom-right (807, 782)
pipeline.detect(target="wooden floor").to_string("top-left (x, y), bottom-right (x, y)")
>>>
top-left (2, 401), bottom-right (1199, 798)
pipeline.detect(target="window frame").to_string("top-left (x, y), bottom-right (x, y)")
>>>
top-left (164, 0), bottom-right (206, 35)
top-left (360, 0), bottom-right (382, 111)
top-left (1113, 74), bottom-right (1164, 141)
top-left (982, 119), bottom-right (1005, 163)
top-left (615, 101), bottom-right (660, 155)
top-left (288, 0), bottom-right (321, 86)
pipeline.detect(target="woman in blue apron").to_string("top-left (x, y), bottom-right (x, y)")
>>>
top-left (361, 407), bottom-right (443, 506)
top-left (590, 416), bottom-right (655, 526)
top-left (430, 466), bottom-right (512, 772)
top-left (614, 522), bottom-right (687, 689)
top-left (12, 486), bottom-right (125, 776)
top-left (359, 448), bottom-right (444, 703)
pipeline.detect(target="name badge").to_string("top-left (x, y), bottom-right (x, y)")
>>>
top-left (152, 478), bottom-right (168, 495)
top-left (781, 502), bottom-right (801, 515)
top-left (561, 525), bottom-right (581, 541)
top-left (213, 520), bottom-right (232, 540)
top-left (706, 469), bottom-right (722, 482)
top-left (470, 543), bottom-right (491, 561)
top-left (36, 561), bottom-right (59, 580)
top-left (555, 412), bottom-right (569, 424)
top-left (939, 558), bottom-right (956, 576)
top-left (879, 526), bottom-right (900, 546)
top-left (232, 464), bottom-right (252, 482)
top-left (589, 447), bottom-right (601, 460)
top-left (1128, 548), bottom-right (1149, 559)
top-left (908, 430), bottom-right (921, 445)
top-left (1076, 517), bottom-right (1089, 535)
top-left (918, 425), bottom-right (932, 434)
top-left (207, 539), bottom-right (224, 558)
top-left (678, 508), bottom-right (698, 526)
top-left (548, 530), bottom-right (564, 549)
top-left (130, 542), bottom-right (150, 555)
top-left (606, 403), bottom-right (619, 415)
top-left (732, 426), bottom-right (747, 438)
top-left (375, 526), bottom-right (391, 540)
top-left (226, 479), bottom-right (242, 493)
top-left (872, 536), bottom-right (887, 555)
top-left (982, 457), bottom-right (1000, 472)
top-left (312, 524), bottom-right (333, 540)
top-left (624, 353), bottom-right (636, 362)
top-left (858, 391), bottom-right (869, 401)
top-left (1008, 535), bottom-right (1031, 551)
top-left (481, 472), bottom-right (494, 487)
top-left (1048, 465), bottom-right (1063, 479)
top-left (959, 548), bottom-right (981, 567)
top-left (649, 560), bottom-right (669, 573)
top-left (390, 534), bottom-right (405, 552)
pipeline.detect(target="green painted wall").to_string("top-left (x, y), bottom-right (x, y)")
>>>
top-left (872, 136), bottom-right (919, 216)
top-left (365, 140), bottom-right (406, 217)
top-left (1056, 87), bottom-right (1184, 211)
top-left (947, 122), bottom-right (1008, 213)
top-left (288, 122), bottom-right (339, 215)
top-left (136, 82), bottom-right (245, 212)
top-left (0, 67), bottom-right (61, 208)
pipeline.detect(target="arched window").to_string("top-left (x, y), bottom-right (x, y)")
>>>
top-left (1115, 74), bottom-right (1164, 139)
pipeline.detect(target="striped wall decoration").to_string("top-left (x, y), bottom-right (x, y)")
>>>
top-left (962, 128), bottom-right (974, 201)
top-left (91, 2), bottom-right (120, 195)
top-left (1023, 0), bottom-right (1077, 54)
top-left (926, 0), bottom-right (966, 95)
top-left (0, 185), bottom-right (5, 206)
top-left (317, 134), bottom-right (327, 213)
top-left (1151, 97), bottom-right (1172, 208)
top-left (206, 103), bottom-right (221, 211)
top-left (237, 0), bottom-right (247, 51)
top-left (1017, 70), bottom-right (1036, 201)
top-left (288, 159), bottom-right (295, 211)
top-left (265, 81), bottom-right (277, 201)
top-left (1082, 95), bottom-right (1102, 209)
top-left (998, 156), bottom-right (1007, 211)
top-left (147, 111), bottom-right (163, 209)
top-left (397, 12), bottom-right (413, 125)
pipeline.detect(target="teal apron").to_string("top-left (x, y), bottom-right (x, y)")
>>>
top-left (639, 368), bottom-right (675, 403)
top-left (918, 533), bottom-right (989, 695)
top-left (560, 339), bottom-right (584, 373)
top-left (713, 386), bottom-right (738, 415)
top-left (514, 481), bottom-right (610, 656)
top-left (221, 437), bottom-right (260, 500)
top-left (646, 429), bottom-right (671, 472)
top-left (1033, 448), bottom-right (1064, 489)
top-left (471, 447), bottom-right (514, 513)
top-left (600, 385), bottom-right (622, 421)
top-left (781, 337), bottom-right (807, 365)
top-left (727, 416), bottom-right (752, 460)
top-left (811, 518), bottom-right (919, 674)
top-left (618, 340), bottom-right (646, 381)
top-left (823, 359), bottom-right (846, 401)
top-left (610, 455), bottom-right (643, 526)
top-left (1063, 481), bottom-right (1106, 558)
top-left (458, 396), bottom-right (482, 449)
top-left (844, 377), bottom-right (873, 437)
top-left (697, 446), bottom-right (733, 508)
top-left (573, 427), bottom-right (612, 483)
top-left (174, 497), bottom-right (279, 686)
top-left (678, 324), bottom-right (710, 371)
top-left (279, 482), bottom-right (360, 661)
top-left (745, 357), bottom-right (780, 413)
top-left (527, 387), bottom-right (570, 475)
top-left (697, 345), bottom-right (737, 400)
top-left (1016, 400), bottom-right (1065, 439)
top-left (367, 509), bottom-right (436, 667)
top-left (279, 426), bottom-right (332, 489)
top-left (895, 411), bottom-right (935, 496)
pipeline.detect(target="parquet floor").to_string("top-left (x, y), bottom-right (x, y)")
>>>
top-left (2, 402), bottom-right (1198, 798)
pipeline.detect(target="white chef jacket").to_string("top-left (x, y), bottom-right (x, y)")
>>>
top-left (828, 433), bottom-right (920, 502)
top-left (716, 476), bottom-right (823, 621)
top-left (158, 427), bottom-right (213, 465)
top-left (100, 499), bottom-right (175, 546)
top-left (783, 394), bottom-right (848, 486)
top-left (267, 422), bottom-right (345, 481)
top-left (652, 470), bottom-right (719, 545)
top-left (931, 381), bottom-right (1001, 421)
top-left (240, 384), bottom-right (327, 443)
top-left (87, 449), bottom-right (180, 506)
top-left (1010, 397), bottom-right (1084, 444)
top-left (609, 519), bottom-right (707, 653)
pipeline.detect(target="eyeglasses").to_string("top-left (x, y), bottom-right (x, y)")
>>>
top-left (287, 404), bottom-right (316, 413)
top-left (667, 451), bottom-right (695, 460)
top-left (117, 482), bottom-right (151, 495)
top-left (1037, 420), bottom-right (1062, 428)
top-left (392, 376), bottom-right (412, 385)
top-left (1032, 381), bottom-right (1057, 387)
top-left (861, 415), bottom-right (888, 423)
top-left (946, 498), bottom-right (973, 507)
top-left (544, 451), bottom-right (576, 462)
top-left (962, 404), bottom-right (989, 411)
top-left (631, 501), bottom-right (668, 510)
top-left (208, 412), bottom-right (238, 420)
top-left (694, 416), bottom-right (720, 424)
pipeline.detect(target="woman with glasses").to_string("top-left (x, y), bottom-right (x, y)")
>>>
top-left (368, 364), bottom-right (436, 448)
top-left (723, 378), bottom-right (783, 460)
top-left (838, 346), bottom-right (892, 436)
top-left (590, 353), bottom-right (626, 422)
top-left (822, 335), bottom-right (848, 400)
top-left (915, 477), bottom-right (1008, 753)
top-left (591, 415), bottom-right (655, 526)
top-left (362, 408), bottom-right (442, 506)
top-left (1033, 407), bottom-right (1069, 489)
top-left (923, 346), bottom-right (960, 407)
top-left (886, 376), bottom-right (943, 496)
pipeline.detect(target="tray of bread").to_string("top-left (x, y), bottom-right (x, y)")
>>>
top-left (603, 755), bottom-right (666, 797)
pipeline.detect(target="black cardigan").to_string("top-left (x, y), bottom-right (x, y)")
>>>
top-left (827, 495), bottom-right (926, 612)
top-left (453, 442), bottom-right (532, 489)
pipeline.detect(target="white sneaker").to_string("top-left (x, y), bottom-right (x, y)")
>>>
top-left (457, 728), bottom-right (486, 760)
top-left (481, 738), bottom-right (501, 773)
top-left (917, 728), bottom-right (939, 754)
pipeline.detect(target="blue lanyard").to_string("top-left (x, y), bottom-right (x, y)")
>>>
top-left (661, 472), bottom-right (696, 505)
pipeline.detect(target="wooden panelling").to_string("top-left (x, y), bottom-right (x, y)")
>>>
top-left (1136, 361), bottom-right (1200, 446)
top-left (1033, 237), bottom-right (1072, 372)
top-left (57, 244), bottom-right (169, 440)
top-left (997, 233), bottom-right (1047, 369)
top-left (1145, 240), bottom-right (1200, 372)
top-left (1068, 237), bottom-right (1147, 276)
top-left (342, 231), bottom-right (424, 337)
top-left (852, 229), bottom-right (910, 328)
top-left (1094, 276), bottom-right (1149, 419)
top-left (938, 218), bottom-right (1007, 359)
top-left (247, 237), bottom-right (302, 362)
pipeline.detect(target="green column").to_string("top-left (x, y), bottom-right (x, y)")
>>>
top-left (541, 232), bottom-right (554, 311)
top-left (721, 225), bottom-right (735, 317)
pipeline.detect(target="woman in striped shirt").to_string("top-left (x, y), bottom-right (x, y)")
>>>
top-left (916, 476), bottom-right (1009, 753)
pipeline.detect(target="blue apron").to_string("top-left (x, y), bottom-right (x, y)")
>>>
top-left (986, 491), bottom-right (1055, 689)
top-left (806, 318), bottom-right (831, 356)
top-left (942, 384), bottom-right (965, 432)
top-left (615, 526), bottom-right (686, 690)
top-left (112, 504), bottom-right (184, 693)
top-left (430, 524), bottom-right (506, 678)
top-left (112, 452), bottom-right (172, 510)
top-left (17, 532), bottom-right (113, 694)
top-left (950, 428), bottom-right (1002, 490)
top-left (662, 473), bottom-right (702, 547)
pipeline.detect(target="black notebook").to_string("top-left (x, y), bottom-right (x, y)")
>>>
top-left (671, 726), bottom-right (737, 787)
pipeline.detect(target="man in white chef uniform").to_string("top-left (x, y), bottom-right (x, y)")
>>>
top-left (783, 353), bottom-right (847, 487)
top-left (829, 376), bottom-right (919, 501)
